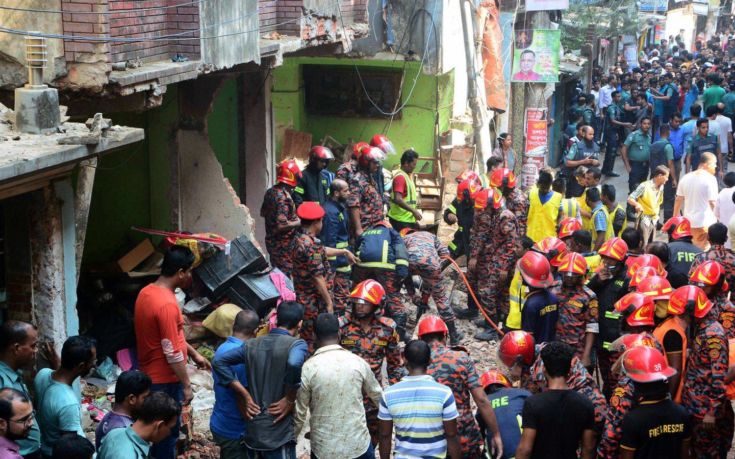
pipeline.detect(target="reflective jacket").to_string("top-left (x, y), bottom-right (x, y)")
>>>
top-left (293, 165), bottom-right (333, 206)
top-left (320, 199), bottom-right (351, 273)
top-left (356, 222), bottom-right (409, 274)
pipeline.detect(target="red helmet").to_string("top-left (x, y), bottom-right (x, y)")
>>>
top-left (370, 134), bottom-right (397, 156)
top-left (456, 169), bottom-right (482, 188)
top-left (350, 279), bottom-right (385, 305)
top-left (498, 330), bottom-right (536, 367)
top-left (629, 266), bottom-right (659, 289)
top-left (690, 260), bottom-right (730, 292)
top-left (352, 141), bottom-right (370, 159)
top-left (357, 145), bottom-right (385, 168)
top-left (636, 275), bottom-right (673, 300)
top-left (621, 346), bottom-right (677, 383)
top-left (417, 315), bottom-right (449, 337)
top-left (609, 332), bottom-right (659, 353)
top-left (473, 187), bottom-right (504, 210)
top-left (276, 159), bottom-right (301, 187)
top-left (557, 252), bottom-right (588, 276)
top-left (517, 251), bottom-right (554, 288)
top-left (457, 178), bottom-right (481, 202)
top-left (558, 218), bottom-right (583, 239)
top-left (479, 370), bottom-right (511, 389)
top-left (309, 146), bottom-right (335, 162)
top-left (626, 254), bottom-right (666, 278)
top-left (614, 292), bottom-right (655, 327)
top-left (490, 168), bottom-right (517, 189)
top-left (661, 216), bottom-right (693, 240)
top-left (533, 237), bottom-right (568, 267)
top-left (598, 238), bottom-right (629, 262)
top-left (668, 285), bottom-right (713, 318)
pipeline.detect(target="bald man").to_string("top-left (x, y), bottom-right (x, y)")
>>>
top-left (321, 179), bottom-right (354, 315)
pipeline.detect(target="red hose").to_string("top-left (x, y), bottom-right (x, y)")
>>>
top-left (444, 257), bottom-right (505, 337)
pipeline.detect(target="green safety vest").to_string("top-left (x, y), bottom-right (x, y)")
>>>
top-left (387, 169), bottom-right (418, 223)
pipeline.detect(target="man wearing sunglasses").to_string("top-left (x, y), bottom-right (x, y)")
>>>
top-left (0, 387), bottom-right (34, 459)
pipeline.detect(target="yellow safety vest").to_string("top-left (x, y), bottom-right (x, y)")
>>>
top-left (506, 269), bottom-right (526, 330)
top-left (634, 180), bottom-right (664, 217)
top-left (591, 205), bottom-right (614, 241)
top-left (578, 190), bottom-right (593, 233)
top-left (387, 169), bottom-right (418, 223)
top-left (560, 198), bottom-right (580, 221)
top-left (583, 253), bottom-right (602, 281)
top-left (612, 204), bottom-right (627, 237)
top-left (527, 189), bottom-right (562, 242)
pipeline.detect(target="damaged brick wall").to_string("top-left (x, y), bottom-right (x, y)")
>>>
top-left (4, 194), bottom-right (34, 323)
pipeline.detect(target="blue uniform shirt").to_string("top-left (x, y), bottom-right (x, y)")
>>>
top-left (478, 387), bottom-right (532, 459)
top-left (521, 290), bottom-right (559, 344)
top-left (211, 336), bottom-right (248, 440)
top-left (320, 199), bottom-right (351, 271)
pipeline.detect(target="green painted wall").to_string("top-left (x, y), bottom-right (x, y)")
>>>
top-left (207, 78), bottom-right (240, 191)
top-left (272, 56), bottom-right (453, 170)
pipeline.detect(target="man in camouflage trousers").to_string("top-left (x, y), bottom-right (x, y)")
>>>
top-left (339, 279), bottom-right (404, 446)
top-left (418, 316), bottom-right (503, 458)
top-left (261, 159), bottom-right (302, 277)
top-left (401, 229), bottom-right (463, 344)
top-left (469, 188), bottom-right (520, 341)
top-left (490, 168), bottom-right (529, 238)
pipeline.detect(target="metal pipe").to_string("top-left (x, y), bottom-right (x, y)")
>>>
top-left (25, 33), bottom-right (47, 87)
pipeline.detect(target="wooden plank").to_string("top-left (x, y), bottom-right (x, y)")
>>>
top-left (281, 129), bottom-right (312, 161)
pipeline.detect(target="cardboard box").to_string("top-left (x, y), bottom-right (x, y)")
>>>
top-left (117, 239), bottom-right (155, 272)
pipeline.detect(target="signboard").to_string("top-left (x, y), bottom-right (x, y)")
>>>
top-left (640, 0), bottom-right (668, 12)
top-left (526, 0), bottom-right (569, 11)
top-left (511, 30), bottom-right (561, 83)
top-left (522, 108), bottom-right (548, 190)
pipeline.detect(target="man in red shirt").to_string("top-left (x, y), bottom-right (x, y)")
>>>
top-left (387, 149), bottom-right (422, 232)
top-left (134, 245), bottom-right (211, 459)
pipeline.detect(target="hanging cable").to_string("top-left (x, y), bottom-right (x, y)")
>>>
top-left (0, 0), bottom-right (206, 15)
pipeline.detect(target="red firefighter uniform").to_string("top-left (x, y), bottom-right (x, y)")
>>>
top-left (346, 169), bottom-right (385, 231)
top-left (470, 189), bottom-right (520, 322)
top-left (403, 230), bottom-right (456, 324)
top-left (682, 313), bottom-right (728, 458)
top-left (336, 158), bottom-right (358, 183)
top-left (426, 340), bottom-right (485, 457)
top-left (597, 376), bottom-right (635, 459)
top-left (689, 244), bottom-right (735, 288)
top-left (714, 293), bottom-right (735, 340)
top-left (291, 229), bottom-right (333, 351)
top-left (553, 283), bottom-right (599, 359)
top-left (260, 184), bottom-right (298, 276)
top-left (505, 188), bottom-right (529, 238)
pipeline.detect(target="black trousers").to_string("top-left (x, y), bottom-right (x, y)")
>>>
top-left (627, 160), bottom-right (649, 216)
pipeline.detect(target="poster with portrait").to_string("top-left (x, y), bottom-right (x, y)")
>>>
top-left (511, 29), bottom-right (560, 83)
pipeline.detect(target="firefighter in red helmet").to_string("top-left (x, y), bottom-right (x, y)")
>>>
top-left (293, 146), bottom-right (335, 206)
top-left (260, 159), bottom-right (302, 276)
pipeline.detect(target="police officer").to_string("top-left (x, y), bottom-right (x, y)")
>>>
top-left (621, 116), bottom-right (653, 219)
top-left (564, 126), bottom-right (601, 198)
top-left (491, 168), bottom-right (529, 238)
top-left (354, 220), bottom-right (410, 341)
top-left (401, 228), bottom-right (463, 344)
top-left (339, 279), bottom-right (403, 444)
top-left (662, 216), bottom-right (702, 287)
top-left (291, 202), bottom-right (356, 351)
top-left (347, 146), bottom-right (385, 237)
top-left (469, 187), bottom-right (520, 341)
top-left (293, 146), bottom-right (335, 206)
top-left (387, 149), bottom-right (421, 233)
top-left (477, 370), bottom-right (531, 459)
top-left (602, 91), bottom-right (634, 177)
top-left (418, 316), bottom-right (503, 458)
top-left (260, 159), bottom-right (302, 277)
top-left (320, 179), bottom-right (353, 316)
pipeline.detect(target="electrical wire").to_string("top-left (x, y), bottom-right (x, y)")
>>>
top-left (0, 0), bottom-right (206, 15)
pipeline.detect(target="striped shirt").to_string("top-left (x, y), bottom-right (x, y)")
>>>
top-left (378, 375), bottom-right (459, 458)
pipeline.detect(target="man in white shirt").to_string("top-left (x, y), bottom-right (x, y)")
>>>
top-left (598, 76), bottom-right (615, 113)
top-left (715, 102), bottom-right (734, 161)
top-left (294, 313), bottom-right (383, 459)
top-left (674, 152), bottom-right (720, 250)
top-left (716, 172), bottom-right (735, 248)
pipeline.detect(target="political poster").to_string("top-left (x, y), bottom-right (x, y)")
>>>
top-left (525, 0), bottom-right (568, 11)
top-left (522, 108), bottom-right (548, 190)
top-left (511, 30), bottom-right (561, 83)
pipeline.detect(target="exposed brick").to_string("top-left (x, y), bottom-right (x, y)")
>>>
top-left (64, 22), bottom-right (95, 33)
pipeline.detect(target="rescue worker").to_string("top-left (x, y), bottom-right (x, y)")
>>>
top-left (627, 267), bottom-right (659, 292)
top-left (558, 217), bottom-right (583, 245)
top-left (554, 252), bottom-right (599, 367)
top-left (625, 253), bottom-right (667, 281)
top-left (614, 292), bottom-right (658, 338)
top-left (634, 276), bottom-right (673, 324)
top-left (354, 220), bottom-right (410, 341)
top-left (291, 202), bottom-right (356, 351)
top-left (418, 316), bottom-right (503, 458)
top-left (554, 176), bottom-right (582, 222)
top-left (517, 251), bottom-right (559, 344)
top-left (469, 187), bottom-right (520, 341)
top-left (387, 149), bottom-right (421, 232)
top-left (601, 184), bottom-right (628, 238)
top-left (527, 169), bottom-right (562, 243)
top-left (689, 222), bottom-right (735, 287)
top-left (618, 346), bottom-right (691, 458)
top-left (588, 237), bottom-right (630, 400)
top-left (293, 146), bottom-right (334, 205)
top-left (662, 216), bottom-right (702, 288)
top-left (491, 168), bottom-right (529, 238)
top-left (370, 134), bottom-right (397, 204)
top-left (347, 146), bottom-right (386, 237)
top-left (401, 228), bottom-right (463, 344)
top-left (626, 165), bottom-right (669, 246)
top-left (481, 157), bottom-right (504, 188)
top-left (320, 179), bottom-right (353, 316)
top-left (587, 187), bottom-right (612, 250)
top-left (478, 370), bottom-right (531, 459)
top-left (261, 159), bottom-right (302, 277)
top-left (340, 279), bottom-right (403, 446)
top-left (336, 141), bottom-right (367, 183)
top-left (568, 229), bottom-right (601, 276)
top-left (579, 167), bottom-right (602, 233)
top-left (690, 260), bottom-right (735, 340)
top-left (680, 282), bottom-right (728, 458)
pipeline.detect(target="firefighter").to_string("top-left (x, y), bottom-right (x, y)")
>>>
top-left (568, 229), bottom-right (601, 276)
top-left (554, 252), bottom-right (599, 367)
top-left (387, 149), bottom-right (421, 232)
top-left (689, 222), bottom-right (735, 287)
top-left (401, 228), bottom-right (463, 344)
top-left (339, 279), bottom-right (404, 445)
top-left (588, 237), bottom-right (630, 400)
top-left (517, 250), bottom-right (559, 344)
top-left (558, 217), bottom-right (583, 246)
top-left (527, 169), bottom-right (562, 243)
top-left (293, 146), bottom-right (334, 206)
top-left (614, 292), bottom-right (658, 338)
top-left (336, 141), bottom-right (368, 183)
top-left (662, 216), bottom-right (702, 288)
top-left (354, 220), bottom-right (410, 341)
top-left (690, 260), bottom-right (735, 339)
top-left (634, 276), bottom-right (673, 325)
top-left (680, 282), bottom-right (728, 458)
top-left (418, 316), bottom-right (503, 458)
top-left (491, 168), bottom-right (529, 238)
top-left (554, 176), bottom-right (582, 222)
top-left (320, 179), bottom-right (353, 316)
top-left (469, 187), bottom-right (520, 341)
top-left (260, 159), bottom-right (302, 277)
top-left (478, 370), bottom-right (531, 459)
top-left (347, 146), bottom-right (386, 238)
top-left (625, 254), bottom-right (667, 281)
top-left (370, 134), bottom-right (397, 204)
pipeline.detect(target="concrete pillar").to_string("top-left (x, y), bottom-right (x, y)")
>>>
top-left (74, 158), bottom-right (97, 279)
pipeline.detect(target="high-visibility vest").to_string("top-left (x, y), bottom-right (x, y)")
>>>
top-left (506, 269), bottom-right (527, 330)
top-left (653, 316), bottom-right (687, 403)
top-left (633, 180), bottom-right (663, 217)
top-left (578, 190), bottom-right (593, 232)
top-left (387, 169), bottom-right (418, 223)
top-left (591, 205), bottom-right (614, 241)
top-left (560, 198), bottom-right (580, 220)
top-left (612, 204), bottom-right (628, 237)
top-left (581, 252), bottom-right (602, 281)
top-left (527, 189), bottom-right (563, 243)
